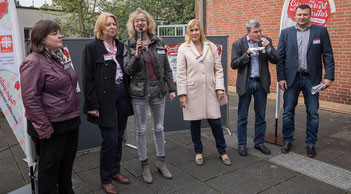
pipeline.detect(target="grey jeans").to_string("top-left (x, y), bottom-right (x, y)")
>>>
top-left (132, 89), bottom-right (166, 161)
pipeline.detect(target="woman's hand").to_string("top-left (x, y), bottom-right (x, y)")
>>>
top-left (88, 109), bottom-right (100, 117)
top-left (179, 95), bottom-right (187, 108)
top-left (216, 90), bottom-right (225, 100)
top-left (169, 92), bottom-right (176, 101)
top-left (135, 39), bottom-right (143, 57)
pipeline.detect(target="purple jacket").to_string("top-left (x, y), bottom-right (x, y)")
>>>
top-left (20, 51), bottom-right (80, 138)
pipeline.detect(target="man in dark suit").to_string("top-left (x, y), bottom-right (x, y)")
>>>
top-left (277, 4), bottom-right (335, 158)
top-left (231, 20), bottom-right (278, 156)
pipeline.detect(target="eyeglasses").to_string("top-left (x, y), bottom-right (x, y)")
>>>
top-left (134, 18), bottom-right (147, 24)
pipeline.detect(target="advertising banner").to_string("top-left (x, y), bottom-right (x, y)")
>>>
top-left (0, 0), bottom-right (33, 167)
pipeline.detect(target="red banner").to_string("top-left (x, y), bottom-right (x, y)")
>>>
top-left (287, 0), bottom-right (334, 26)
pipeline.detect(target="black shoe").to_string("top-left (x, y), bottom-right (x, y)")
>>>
top-left (254, 144), bottom-right (271, 155)
top-left (306, 145), bottom-right (316, 158)
top-left (238, 146), bottom-right (247, 156)
top-left (281, 142), bottom-right (292, 154)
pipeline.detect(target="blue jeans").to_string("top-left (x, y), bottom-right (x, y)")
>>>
top-left (237, 80), bottom-right (267, 146)
top-left (282, 74), bottom-right (319, 146)
top-left (132, 85), bottom-right (166, 161)
top-left (190, 119), bottom-right (227, 155)
top-left (99, 82), bottom-right (130, 184)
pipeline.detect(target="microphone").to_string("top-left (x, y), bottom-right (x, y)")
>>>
top-left (138, 28), bottom-right (143, 40)
top-left (138, 28), bottom-right (143, 53)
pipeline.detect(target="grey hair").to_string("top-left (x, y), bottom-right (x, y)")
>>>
top-left (246, 20), bottom-right (261, 32)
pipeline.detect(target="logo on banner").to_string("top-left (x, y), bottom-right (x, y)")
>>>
top-left (0, 35), bottom-right (13, 53)
top-left (287, 0), bottom-right (333, 26)
top-left (0, 0), bottom-right (7, 19)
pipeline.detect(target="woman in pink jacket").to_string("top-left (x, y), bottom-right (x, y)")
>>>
top-left (20, 20), bottom-right (80, 194)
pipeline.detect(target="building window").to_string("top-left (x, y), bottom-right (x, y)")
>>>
top-left (24, 28), bottom-right (32, 41)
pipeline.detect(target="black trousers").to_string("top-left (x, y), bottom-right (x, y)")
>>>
top-left (99, 82), bottom-right (130, 184)
top-left (32, 128), bottom-right (79, 194)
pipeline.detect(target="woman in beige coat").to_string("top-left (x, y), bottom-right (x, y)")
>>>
top-left (176, 19), bottom-right (231, 166)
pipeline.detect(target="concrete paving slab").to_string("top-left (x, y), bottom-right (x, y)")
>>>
top-left (77, 168), bottom-right (101, 191)
top-left (261, 174), bottom-right (346, 194)
top-left (0, 171), bottom-right (25, 193)
top-left (165, 130), bottom-right (193, 146)
top-left (0, 157), bottom-right (18, 173)
top-left (177, 149), bottom-right (260, 181)
top-left (73, 149), bottom-right (100, 173)
top-left (205, 160), bottom-right (298, 194)
top-left (10, 144), bottom-right (28, 170)
top-left (171, 182), bottom-right (219, 194)
top-left (166, 145), bottom-right (195, 166)
top-left (72, 173), bottom-right (92, 194)
top-left (146, 164), bottom-right (198, 194)
top-left (0, 148), bottom-right (11, 159)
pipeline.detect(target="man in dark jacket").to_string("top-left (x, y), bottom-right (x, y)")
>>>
top-left (231, 20), bottom-right (278, 156)
top-left (277, 4), bottom-right (335, 158)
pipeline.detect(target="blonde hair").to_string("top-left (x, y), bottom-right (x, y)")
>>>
top-left (126, 8), bottom-right (156, 38)
top-left (94, 12), bottom-right (118, 40)
top-left (185, 19), bottom-right (208, 45)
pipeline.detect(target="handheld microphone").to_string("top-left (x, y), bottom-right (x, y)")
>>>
top-left (138, 28), bottom-right (143, 53)
top-left (138, 28), bottom-right (143, 40)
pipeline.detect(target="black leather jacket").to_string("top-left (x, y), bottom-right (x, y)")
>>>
top-left (123, 35), bottom-right (176, 98)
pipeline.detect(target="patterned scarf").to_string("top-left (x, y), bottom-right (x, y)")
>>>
top-left (44, 47), bottom-right (65, 65)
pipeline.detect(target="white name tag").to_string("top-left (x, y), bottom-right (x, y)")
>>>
top-left (64, 61), bottom-right (72, 70)
top-left (313, 39), bottom-right (321, 44)
top-left (196, 55), bottom-right (204, 63)
top-left (104, 53), bottom-right (114, 61)
top-left (157, 49), bottom-right (166, 54)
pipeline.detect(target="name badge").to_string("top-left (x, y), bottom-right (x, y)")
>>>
top-left (64, 61), bottom-right (72, 70)
top-left (104, 53), bottom-right (114, 61)
top-left (196, 55), bottom-right (204, 63)
top-left (313, 39), bottom-right (321, 44)
top-left (157, 49), bottom-right (166, 54)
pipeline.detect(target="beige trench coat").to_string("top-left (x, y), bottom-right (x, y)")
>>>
top-left (176, 41), bottom-right (224, 121)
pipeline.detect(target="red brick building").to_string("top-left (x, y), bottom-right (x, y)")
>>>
top-left (195, 0), bottom-right (351, 105)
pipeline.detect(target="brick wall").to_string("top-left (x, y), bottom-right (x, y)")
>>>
top-left (195, 0), bottom-right (351, 104)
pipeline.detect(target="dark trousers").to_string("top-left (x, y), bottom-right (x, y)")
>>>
top-left (99, 82), bottom-right (130, 184)
top-left (32, 129), bottom-right (79, 194)
top-left (190, 119), bottom-right (227, 155)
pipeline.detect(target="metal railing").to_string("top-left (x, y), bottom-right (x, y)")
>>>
top-left (157, 24), bottom-right (187, 36)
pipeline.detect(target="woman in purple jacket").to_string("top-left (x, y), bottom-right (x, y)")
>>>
top-left (20, 20), bottom-right (80, 194)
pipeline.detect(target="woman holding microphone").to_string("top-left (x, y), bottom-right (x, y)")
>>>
top-left (124, 8), bottom-right (176, 184)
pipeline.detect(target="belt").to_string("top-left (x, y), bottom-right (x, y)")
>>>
top-left (115, 78), bottom-right (124, 85)
top-left (297, 70), bottom-right (309, 76)
top-left (249, 77), bottom-right (261, 81)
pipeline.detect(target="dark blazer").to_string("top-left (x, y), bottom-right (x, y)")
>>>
top-left (82, 38), bottom-right (132, 127)
top-left (277, 24), bottom-right (335, 87)
top-left (231, 35), bottom-right (278, 96)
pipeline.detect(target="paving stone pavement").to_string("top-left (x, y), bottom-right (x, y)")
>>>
top-left (1, 93), bottom-right (351, 194)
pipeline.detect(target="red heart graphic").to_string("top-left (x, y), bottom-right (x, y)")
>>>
top-left (14, 81), bottom-right (20, 90)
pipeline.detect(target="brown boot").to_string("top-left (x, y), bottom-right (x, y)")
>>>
top-left (156, 156), bottom-right (173, 179)
top-left (101, 183), bottom-right (118, 194)
top-left (141, 159), bottom-right (152, 184)
top-left (112, 173), bottom-right (130, 184)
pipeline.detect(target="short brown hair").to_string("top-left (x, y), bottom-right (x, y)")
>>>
top-left (296, 4), bottom-right (311, 14)
top-left (126, 8), bottom-right (156, 38)
top-left (94, 12), bottom-right (118, 40)
top-left (28, 20), bottom-right (60, 53)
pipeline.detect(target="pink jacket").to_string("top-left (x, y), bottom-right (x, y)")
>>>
top-left (20, 51), bottom-right (80, 138)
